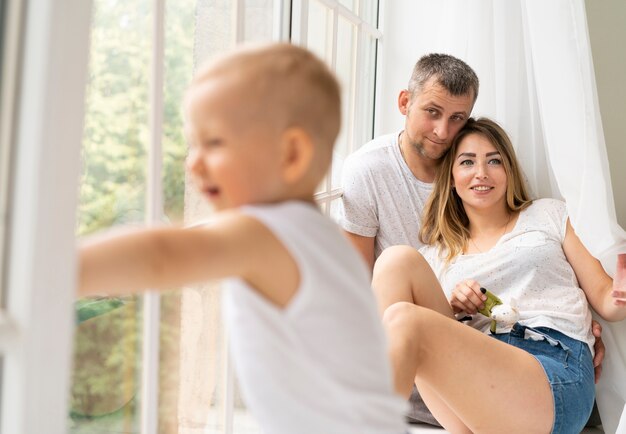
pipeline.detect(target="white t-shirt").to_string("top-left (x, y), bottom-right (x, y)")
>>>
top-left (419, 198), bottom-right (595, 354)
top-left (338, 131), bottom-right (433, 258)
top-left (223, 201), bottom-right (407, 434)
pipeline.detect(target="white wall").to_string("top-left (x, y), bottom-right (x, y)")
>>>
top-left (376, 0), bottom-right (626, 229)
top-left (585, 0), bottom-right (626, 228)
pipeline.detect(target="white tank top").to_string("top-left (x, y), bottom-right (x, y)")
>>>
top-left (224, 201), bottom-right (406, 434)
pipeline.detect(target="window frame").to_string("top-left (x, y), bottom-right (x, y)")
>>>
top-left (291, 0), bottom-right (382, 214)
top-left (0, 1), bottom-right (92, 433)
top-left (0, 0), bottom-right (381, 432)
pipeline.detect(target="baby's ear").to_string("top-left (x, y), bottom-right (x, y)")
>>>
top-left (279, 127), bottom-right (314, 184)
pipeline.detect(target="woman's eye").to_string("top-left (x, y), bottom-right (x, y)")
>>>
top-left (488, 158), bottom-right (502, 165)
top-left (460, 159), bottom-right (474, 166)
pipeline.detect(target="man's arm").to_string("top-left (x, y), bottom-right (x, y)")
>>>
top-left (344, 231), bottom-right (375, 271)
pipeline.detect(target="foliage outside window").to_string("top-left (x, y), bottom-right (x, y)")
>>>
top-left (71, 0), bottom-right (193, 432)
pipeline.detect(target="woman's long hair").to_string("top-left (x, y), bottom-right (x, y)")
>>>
top-left (419, 117), bottom-right (533, 262)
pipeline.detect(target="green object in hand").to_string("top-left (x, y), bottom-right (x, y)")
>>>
top-left (477, 287), bottom-right (502, 317)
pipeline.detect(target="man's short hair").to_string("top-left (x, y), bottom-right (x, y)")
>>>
top-left (408, 53), bottom-right (479, 103)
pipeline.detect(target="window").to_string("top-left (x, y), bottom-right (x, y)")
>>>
top-left (0, 0), bottom-right (92, 433)
top-left (0, 0), bottom-right (16, 311)
top-left (291, 0), bottom-right (380, 218)
top-left (68, 0), bottom-right (380, 433)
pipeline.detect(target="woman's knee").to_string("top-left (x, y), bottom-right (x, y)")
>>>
top-left (374, 245), bottom-right (424, 276)
top-left (382, 302), bottom-right (427, 339)
top-left (382, 302), bottom-right (435, 365)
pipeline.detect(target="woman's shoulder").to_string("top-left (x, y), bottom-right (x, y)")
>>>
top-left (523, 198), bottom-right (566, 218)
top-left (520, 198), bottom-right (568, 236)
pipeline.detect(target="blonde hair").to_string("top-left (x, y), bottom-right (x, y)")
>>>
top-left (420, 117), bottom-right (532, 262)
top-left (185, 43), bottom-right (341, 161)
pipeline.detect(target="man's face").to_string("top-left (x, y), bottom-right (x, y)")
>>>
top-left (399, 77), bottom-right (474, 161)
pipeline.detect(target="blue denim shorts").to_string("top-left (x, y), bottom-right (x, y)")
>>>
top-left (490, 323), bottom-right (595, 434)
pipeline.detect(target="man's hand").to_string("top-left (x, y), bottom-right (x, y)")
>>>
top-left (591, 319), bottom-right (605, 383)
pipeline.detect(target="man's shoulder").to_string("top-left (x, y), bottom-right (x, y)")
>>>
top-left (353, 131), bottom-right (399, 154)
top-left (345, 131), bottom-right (400, 169)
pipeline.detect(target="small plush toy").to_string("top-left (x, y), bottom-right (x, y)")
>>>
top-left (490, 302), bottom-right (519, 333)
top-left (476, 288), bottom-right (519, 333)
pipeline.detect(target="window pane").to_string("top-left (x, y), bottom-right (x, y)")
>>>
top-left (245, 0), bottom-right (274, 41)
top-left (355, 34), bottom-right (377, 148)
top-left (70, 0), bottom-right (150, 431)
top-left (0, 0), bottom-right (16, 309)
top-left (306, 0), bottom-right (332, 65)
top-left (332, 16), bottom-right (356, 190)
top-left (178, 1), bottom-right (269, 432)
top-left (158, 0), bottom-right (197, 431)
top-left (339, 0), bottom-right (356, 14)
top-left (360, 0), bottom-right (378, 27)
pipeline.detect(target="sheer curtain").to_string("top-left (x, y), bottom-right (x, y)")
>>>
top-left (378, 0), bottom-right (626, 431)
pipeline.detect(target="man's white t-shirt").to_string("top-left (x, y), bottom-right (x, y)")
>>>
top-left (223, 201), bottom-right (407, 434)
top-left (419, 198), bottom-right (595, 353)
top-left (338, 131), bottom-right (433, 258)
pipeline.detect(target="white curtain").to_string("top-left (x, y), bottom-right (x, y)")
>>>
top-left (379, 0), bottom-right (626, 431)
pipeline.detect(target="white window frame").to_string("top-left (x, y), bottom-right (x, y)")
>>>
top-left (0, 0), bottom-right (381, 433)
top-left (150, 1), bottom-right (383, 433)
top-left (0, 1), bottom-right (92, 434)
top-left (291, 0), bottom-right (382, 214)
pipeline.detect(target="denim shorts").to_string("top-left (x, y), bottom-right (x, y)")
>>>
top-left (490, 323), bottom-right (595, 434)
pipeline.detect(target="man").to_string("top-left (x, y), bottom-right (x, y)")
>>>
top-left (339, 53), bottom-right (604, 427)
top-left (339, 54), bottom-right (477, 269)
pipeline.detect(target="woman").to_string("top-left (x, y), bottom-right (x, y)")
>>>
top-left (372, 117), bottom-right (626, 433)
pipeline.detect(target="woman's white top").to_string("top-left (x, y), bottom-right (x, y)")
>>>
top-left (420, 198), bottom-right (595, 353)
top-left (223, 201), bottom-right (407, 434)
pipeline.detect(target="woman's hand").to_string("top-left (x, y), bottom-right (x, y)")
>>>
top-left (450, 279), bottom-right (487, 314)
top-left (612, 254), bottom-right (626, 307)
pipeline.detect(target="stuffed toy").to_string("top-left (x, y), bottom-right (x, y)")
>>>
top-left (477, 288), bottom-right (519, 333)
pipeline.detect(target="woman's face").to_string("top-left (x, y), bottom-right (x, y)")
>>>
top-left (451, 132), bottom-right (508, 213)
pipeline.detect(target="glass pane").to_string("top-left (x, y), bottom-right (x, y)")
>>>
top-left (70, 0), bottom-right (150, 431)
top-left (195, 0), bottom-right (234, 61)
top-left (0, 0), bottom-right (10, 309)
top-left (355, 34), bottom-right (377, 149)
top-left (244, 0), bottom-right (274, 42)
top-left (338, 0), bottom-right (356, 14)
top-left (306, 0), bottom-right (332, 65)
top-left (0, 0), bottom-right (17, 309)
top-left (332, 16), bottom-right (356, 190)
top-left (360, 0), bottom-right (379, 27)
top-left (158, 0), bottom-right (197, 431)
top-left (163, 0), bottom-right (195, 226)
top-left (178, 0), bottom-right (270, 432)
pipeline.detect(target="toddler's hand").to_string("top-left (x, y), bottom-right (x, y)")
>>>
top-left (449, 279), bottom-right (486, 315)
top-left (612, 253), bottom-right (626, 307)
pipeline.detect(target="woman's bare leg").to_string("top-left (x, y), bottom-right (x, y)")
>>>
top-left (373, 246), bottom-right (553, 433)
top-left (373, 246), bottom-right (472, 431)
top-left (372, 246), bottom-right (454, 317)
top-left (384, 302), bottom-right (554, 434)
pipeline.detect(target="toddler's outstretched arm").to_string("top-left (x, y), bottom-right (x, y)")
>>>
top-left (78, 210), bottom-right (299, 307)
